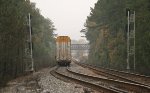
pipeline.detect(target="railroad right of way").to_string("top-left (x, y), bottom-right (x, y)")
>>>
top-left (51, 62), bottom-right (150, 93)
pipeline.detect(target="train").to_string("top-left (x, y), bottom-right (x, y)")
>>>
top-left (56, 36), bottom-right (71, 66)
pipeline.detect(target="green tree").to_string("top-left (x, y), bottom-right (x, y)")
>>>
top-left (0, 0), bottom-right (56, 86)
top-left (85, 0), bottom-right (150, 75)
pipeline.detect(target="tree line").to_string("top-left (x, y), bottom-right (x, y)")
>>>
top-left (85, 0), bottom-right (150, 75)
top-left (0, 0), bottom-right (56, 86)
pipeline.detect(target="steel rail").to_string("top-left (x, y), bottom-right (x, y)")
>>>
top-left (50, 68), bottom-right (123, 93)
top-left (67, 67), bottom-right (150, 93)
top-left (73, 60), bottom-right (150, 87)
top-left (101, 67), bottom-right (150, 84)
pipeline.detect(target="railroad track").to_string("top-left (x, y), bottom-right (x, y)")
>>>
top-left (73, 60), bottom-right (150, 87)
top-left (50, 67), bottom-right (125, 93)
top-left (101, 67), bottom-right (150, 85)
top-left (50, 66), bottom-right (150, 93)
top-left (67, 67), bottom-right (150, 93)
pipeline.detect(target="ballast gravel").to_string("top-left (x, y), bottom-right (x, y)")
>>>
top-left (39, 67), bottom-right (84, 93)
top-left (0, 67), bottom-right (96, 93)
top-left (70, 63), bottom-right (106, 78)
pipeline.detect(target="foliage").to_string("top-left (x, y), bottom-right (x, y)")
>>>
top-left (0, 0), bottom-right (56, 86)
top-left (85, 0), bottom-right (150, 75)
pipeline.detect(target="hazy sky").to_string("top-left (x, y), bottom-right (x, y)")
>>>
top-left (30, 0), bottom-right (97, 40)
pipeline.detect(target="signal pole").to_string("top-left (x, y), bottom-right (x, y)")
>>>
top-left (28, 13), bottom-right (34, 71)
top-left (25, 13), bottom-right (34, 72)
top-left (126, 9), bottom-right (136, 71)
top-left (133, 11), bottom-right (136, 71)
top-left (127, 10), bottom-right (130, 70)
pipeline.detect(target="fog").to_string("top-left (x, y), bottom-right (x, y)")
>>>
top-left (31, 0), bottom-right (97, 40)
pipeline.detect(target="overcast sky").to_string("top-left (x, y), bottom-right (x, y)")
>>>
top-left (30, 0), bottom-right (97, 40)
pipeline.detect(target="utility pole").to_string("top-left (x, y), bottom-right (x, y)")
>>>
top-left (25, 13), bottom-right (34, 72)
top-left (126, 9), bottom-right (136, 71)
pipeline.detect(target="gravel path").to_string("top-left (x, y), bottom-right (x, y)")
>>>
top-left (0, 66), bottom-right (96, 93)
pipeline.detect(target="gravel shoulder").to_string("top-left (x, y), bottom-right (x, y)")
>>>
top-left (38, 67), bottom-right (84, 93)
top-left (0, 66), bottom-right (96, 93)
top-left (70, 62), bottom-right (106, 78)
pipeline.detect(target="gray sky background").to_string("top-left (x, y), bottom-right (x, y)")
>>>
top-left (31, 0), bottom-right (97, 40)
